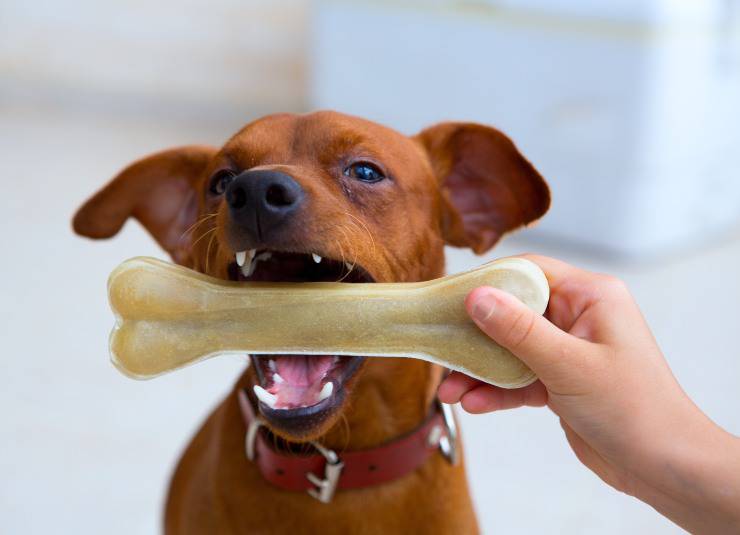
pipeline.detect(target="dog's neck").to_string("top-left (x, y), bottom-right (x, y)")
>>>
top-left (322, 359), bottom-right (445, 451)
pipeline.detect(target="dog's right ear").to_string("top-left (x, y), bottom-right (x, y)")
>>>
top-left (73, 145), bottom-right (218, 265)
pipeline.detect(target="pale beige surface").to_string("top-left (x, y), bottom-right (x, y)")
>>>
top-left (108, 256), bottom-right (549, 386)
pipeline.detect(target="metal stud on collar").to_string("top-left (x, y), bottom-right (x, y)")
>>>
top-left (244, 415), bottom-right (267, 461)
top-left (306, 441), bottom-right (344, 503)
top-left (436, 400), bottom-right (458, 465)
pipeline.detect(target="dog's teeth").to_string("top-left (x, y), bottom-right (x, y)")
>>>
top-left (273, 372), bottom-right (284, 384)
top-left (318, 382), bottom-right (333, 402)
top-left (312, 253), bottom-right (322, 264)
top-left (253, 385), bottom-right (277, 408)
top-left (345, 262), bottom-right (353, 270)
top-left (241, 256), bottom-right (258, 277)
top-left (268, 359), bottom-right (276, 372)
top-left (237, 250), bottom-right (256, 269)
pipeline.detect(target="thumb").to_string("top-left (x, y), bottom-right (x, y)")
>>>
top-left (466, 286), bottom-right (584, 382)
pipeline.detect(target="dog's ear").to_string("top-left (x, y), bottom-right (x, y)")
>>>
top-left (415, 123), bottom-right (550, 254)
top-left (73, 145), bottom-right (217, 264)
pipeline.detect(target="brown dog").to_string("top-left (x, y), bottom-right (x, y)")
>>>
top-left (73, 111), bottom-right (549, 534)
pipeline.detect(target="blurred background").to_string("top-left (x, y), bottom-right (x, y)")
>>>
top-left (2, 0), bottom-right (739, 533)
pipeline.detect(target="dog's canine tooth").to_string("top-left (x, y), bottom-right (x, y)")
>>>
top-left (268, 359), bottom-right (276, 372)
top-left (273, 372), bottom-right (284, 384)
top-left (253, 385), bottom-right (277, 408)
top-left (345, 261), bottom-right (353, 271)
top-left (312, 253), bottom-right (322, 264)
top-left (241, 255), bottom-right (258, 278)
top-left (236, 250), bottom-right (256, 270)
top-left (318, 382), bottom-right (333, 401)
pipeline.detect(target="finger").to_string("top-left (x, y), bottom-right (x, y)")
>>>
top-left (465, 286), bottom-right (591, 383)
top-left (515, 254), bottom-right (588, 292)
top-left (460, 380), bottom-right (547, 414)
top-left (517, 254), bottom-right (605, 333)
top-left (437, 371), bottom-right (482, 404)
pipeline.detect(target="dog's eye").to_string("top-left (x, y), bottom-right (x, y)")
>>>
top-left (343, 162), bottom-right (385, 183)
top-left (209, 170), bottom-right (236, 195)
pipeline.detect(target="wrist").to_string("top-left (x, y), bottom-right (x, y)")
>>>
top-left (631, 411), bottom-right (740, 533)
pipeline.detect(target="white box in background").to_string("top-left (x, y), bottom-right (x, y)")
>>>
top-left (310, 0), bottom-right (740, 257)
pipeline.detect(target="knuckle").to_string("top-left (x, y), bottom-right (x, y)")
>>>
top-left (597, 274), bottom-right (628, 297)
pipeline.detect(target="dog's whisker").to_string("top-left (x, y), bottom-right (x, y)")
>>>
top-left (343, 211), bottom-right (376, 255)
top-left (335, 226), bottom-right (356, 282)
top-left (191, 227), bottom-right (216, 250)
top-left (204, 231), bottom-right (217, 275)
top-left (332, 232), bottom-right (348, 283)
top-left (344, 226), bottom-right (360, 281)
top-left (340, 220), bottom-right (366, 254)
top-left (180, 212), bottom-right (218, 242)
top-left (339, 412), bottom-right (351, 453)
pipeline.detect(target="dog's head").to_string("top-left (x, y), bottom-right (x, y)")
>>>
top-left (74, 111), bottom-right (548, 442)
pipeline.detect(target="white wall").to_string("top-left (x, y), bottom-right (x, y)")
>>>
top-left (0, 0), bottom-right (311, 118)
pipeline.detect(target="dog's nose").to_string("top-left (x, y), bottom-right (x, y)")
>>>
top-left (226, 170), bottom-right (304, 241)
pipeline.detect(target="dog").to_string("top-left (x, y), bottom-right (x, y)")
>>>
top-left (73, 111), bottom-right (549, 534)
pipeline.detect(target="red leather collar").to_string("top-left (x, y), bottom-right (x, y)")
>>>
top-left (237, 389), bottom-right (456, 501)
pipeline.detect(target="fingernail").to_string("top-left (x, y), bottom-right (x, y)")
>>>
top-left (471, 292), bottom-right (497, 322)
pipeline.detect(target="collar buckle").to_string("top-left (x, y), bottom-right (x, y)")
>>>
top-left (306, 441), bottom-right (344, 503)
top-left (245, 413), bottom-right (344, 504)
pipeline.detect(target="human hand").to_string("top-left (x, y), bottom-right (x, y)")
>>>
top-left (438, 255), bottom-right (740, 534)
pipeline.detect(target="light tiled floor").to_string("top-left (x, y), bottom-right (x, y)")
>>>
top-left (2, 105), bottom-right (738, 534)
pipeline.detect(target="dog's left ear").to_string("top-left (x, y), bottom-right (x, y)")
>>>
top-left (415, 122), bottom-right (550, 254)
top-left (73, 145), bottom-right (218, 265)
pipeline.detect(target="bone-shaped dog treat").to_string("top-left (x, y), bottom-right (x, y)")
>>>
top-left (108, 257), bottom-right (549, 388)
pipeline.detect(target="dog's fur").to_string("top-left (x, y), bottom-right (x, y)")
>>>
top-left (74, 111), bottom-right (549, 534)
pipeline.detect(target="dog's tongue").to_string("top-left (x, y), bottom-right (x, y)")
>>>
top-left (267, 355), bottom-right (335, 409)
top-left (275, 355), bottom-right (333, 385)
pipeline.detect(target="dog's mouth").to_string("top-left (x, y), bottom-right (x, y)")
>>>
top-left (250, 354), bottom-right (364, 415)
top-left (227, 249), bottom-right (372, 432)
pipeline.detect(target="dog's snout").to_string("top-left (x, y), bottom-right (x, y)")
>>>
top-left (226, 170), bottom-right (304, 241)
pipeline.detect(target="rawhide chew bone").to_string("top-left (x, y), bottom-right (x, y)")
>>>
top-left (108, 257), bottom-right (549, 388)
